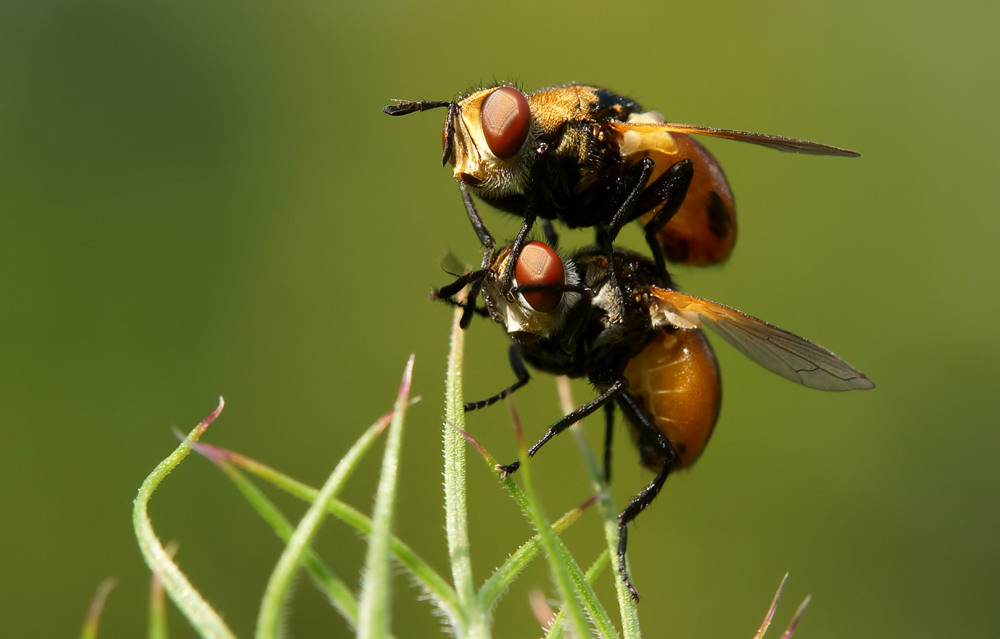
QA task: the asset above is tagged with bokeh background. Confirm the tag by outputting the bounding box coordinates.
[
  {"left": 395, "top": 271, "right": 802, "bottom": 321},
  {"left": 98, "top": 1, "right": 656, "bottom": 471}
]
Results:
[{"left": 3, "top": 0, "right": 997, "bottom": 636}]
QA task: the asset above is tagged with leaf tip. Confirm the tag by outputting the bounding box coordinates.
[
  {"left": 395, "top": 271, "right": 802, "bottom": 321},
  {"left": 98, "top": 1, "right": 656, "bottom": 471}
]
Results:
[
  {"left": 193, "top": 397, "right": 225, "bottom": 438},
  {"left": 82, "top": 577, "right": 117, "bottom": 636}
]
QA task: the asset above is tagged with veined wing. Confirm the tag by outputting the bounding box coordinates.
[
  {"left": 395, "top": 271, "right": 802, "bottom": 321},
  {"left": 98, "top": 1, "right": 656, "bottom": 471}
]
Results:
[
  {"left": 609, "top": 120, "right": 860, "bottom": 157},
  {"left": 648, "top": 287, "right": 874, "bottom": 391}
]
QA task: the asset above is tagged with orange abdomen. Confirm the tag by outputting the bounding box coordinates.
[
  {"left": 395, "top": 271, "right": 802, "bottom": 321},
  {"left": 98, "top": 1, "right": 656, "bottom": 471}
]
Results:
[
  {"left": 635, "top": 133, "right": 736, "bottom": 265},
  {"left": 623, "top": 328, "right": 722, "bottom": 470}
]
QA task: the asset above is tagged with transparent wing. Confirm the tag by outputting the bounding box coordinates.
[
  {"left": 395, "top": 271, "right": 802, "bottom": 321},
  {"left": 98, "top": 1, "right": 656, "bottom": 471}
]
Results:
[
  {"left": 609, "top": 121, "right": 860, "bottom": 157},
  {"left": 648, "top": 287, "right": 874, "bottom": 391}
]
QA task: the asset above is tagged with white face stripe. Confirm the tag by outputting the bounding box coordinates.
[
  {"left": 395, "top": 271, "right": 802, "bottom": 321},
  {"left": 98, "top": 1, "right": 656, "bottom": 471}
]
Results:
[{"left": 482, "top": 245, "right": 583, "bottom": 340}]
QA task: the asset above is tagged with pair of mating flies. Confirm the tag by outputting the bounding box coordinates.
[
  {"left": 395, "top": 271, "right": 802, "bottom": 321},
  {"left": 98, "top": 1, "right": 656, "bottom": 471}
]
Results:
[{"left": 384, "top": 83, "right": 873, "bottom": 599}]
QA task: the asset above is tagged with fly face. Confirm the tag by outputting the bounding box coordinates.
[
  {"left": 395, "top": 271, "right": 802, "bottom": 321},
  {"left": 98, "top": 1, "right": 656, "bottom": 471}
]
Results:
[
  {"left": 479, "top": 241, "right": 584, "bottom": 344},
  {"left": 446, "top": 86, "right": 537, "bottom": 196}
]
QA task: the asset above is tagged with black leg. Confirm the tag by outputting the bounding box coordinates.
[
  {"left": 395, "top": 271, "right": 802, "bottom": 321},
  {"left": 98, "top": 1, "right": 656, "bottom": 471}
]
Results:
[
  {"left": 602, "top": 401, "right": 615, "bottom": 484},
  {"left": 433, "top": 268, "right": 491, "bottom": 328},
  {"left": 595, "top": 158, "right": 656, "bottom": 312},
  {"left": 459, "top": 182, "right": 495, "bottom": 253},
  {"left": 615, "top": 465, "right": 669, "bottom": 601},
  {"left": 499, "top": 144, "right": 550, "bottom": 295},
  {"left": 602, "top": 158, "right": 656, "bottom": 244},
  {"left": 460, "top": 277, "right": 485, "bottom": 329},
  {"left": 510, "top": 282, "right": 591, "bottom": 298},
  {"left": 435, "top": 268, "right": 487, "bottom": 301},
  {"left": 496, "top": 379, "right": 626, "bottom": 476},
  {"left": 433, "top": 290, "right": 491, "bottom": 319},
  {"left": 455, "top": 182, "right": 497, "bottom": 328},
  {"left": 612, "top": 389, "right": 680, "bottom": 601},
  {"left": 498, "top": 210, "right": 537, "bottom": 295},
  {"left": 465, "top": 346, "right": 532, "bottom": 411},
  {"left": 636, "top": 159, "right": 694, "bottom": 272}
]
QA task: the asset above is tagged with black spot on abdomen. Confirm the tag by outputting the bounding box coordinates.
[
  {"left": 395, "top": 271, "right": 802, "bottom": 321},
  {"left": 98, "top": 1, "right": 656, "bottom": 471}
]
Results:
[{"left": 707, "top": 191, "right": 732, "bottom": 238}]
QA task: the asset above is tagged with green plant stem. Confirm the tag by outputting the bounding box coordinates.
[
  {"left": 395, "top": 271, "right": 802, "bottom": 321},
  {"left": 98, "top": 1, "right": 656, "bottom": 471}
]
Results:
[
  {"left": 80, "top": 578, "right": 116, "bottom": 639},
  {"left": 358, "top": 355, "right": 415, "bottom": 639},
  {"left": 132, "top": 398, "right": 237, "bottom": 639},
  {"left": 559, "top": 377, "right": 642, "bottom": 637},
  {"left": 148, "top": 543, "right": 175, "bottom": 639},
  {"left": 513, "top": 407, "right": 593, "bottom": 639},
  {"left": 458, "top": 416, "right": 618, "bottom": 637},
  {"left": 476, "top": 502, "right": 589, "bottom": 607},
  {"left": 256, "top": 403, "right": 398, "bottom": 639},
  {"left": 443, "top": 302, "right": 491, "bottom": 638},
  {"left": 199, "top": 448, "right": 360, "bottom": 628},
  {"left": 547, "top": 551, "right": 611, "bottom": 639},
  {"left": 208, "top": 445, "right": 460, "bottom": 622}
]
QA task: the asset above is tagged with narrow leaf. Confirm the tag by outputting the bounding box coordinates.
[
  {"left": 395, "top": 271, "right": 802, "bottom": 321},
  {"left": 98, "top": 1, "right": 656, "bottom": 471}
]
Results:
[
  {"left": 510, "top": 403, "right": 593, "bottom": 639},
  {"left": 358, "top": 356, "right": 415, "bottom": 638},
  {"left": 442, "top": 300, "right": 491, "bottom": 638},
  {"left": 256, "top": 405, "right": 397, "bottom": 639},
  {"left": 132, "top": 398, "right": 237, "bottom": 639},
  {"left": 200, "top": 443, "right": 460, "bottom": 622},
  {"left": 80, "top": 578, "right": 116, "bottom": 639},
  {"left": 558, "top": 377, "right": 641, "bottom": 638}
]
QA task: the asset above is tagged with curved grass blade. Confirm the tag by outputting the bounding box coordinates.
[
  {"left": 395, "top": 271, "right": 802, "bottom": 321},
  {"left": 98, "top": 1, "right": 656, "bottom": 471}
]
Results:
[
  {"left": 456, "top": 422, "right": 599, "bottom": 612},
  {"left": 754, "top": 573, "right": 788, "bottom": 639},
  {"left": 148, "top": 542, "right": 176, "bottom": 639},
  {"left": 510, "top": 403, "right": 593, "bottom": 639},
  {"left": 80, "top": 578, "right": 116, "bottom": 639},
  {"left": 781, "top": 594, "right": 811, "bottom": 638},
  {"left": 191, "top": 441, "right": 362, "bottom": 630},
  {"left": 476, "top": 496, "right": 595, "bottom": 609},
  {"left": 752, "top": 574, "right": 811, "bottom": 639},
  {"left": 546, "top": 551, "right": 611, "bottom": 639},
  {"left": 201, "top": 445, "right": 460, "bottom": 624},
  {"left": 442, "top": 299, "right": 491, "bottom": 638},
  {"left": 132, "top": 398, "right": 237, "bottom": 639},
  {"left": 558, "top": 377, "right": 641, "bottom": 638},
  {"left": 358, "top": 355, "right": 415, "bottom": 639},
  {"left": 452, "top": 350, "right": 618, "bottom": 635},
  {"left": 256, "top": 395, "right": 403, "bottom": 639}
]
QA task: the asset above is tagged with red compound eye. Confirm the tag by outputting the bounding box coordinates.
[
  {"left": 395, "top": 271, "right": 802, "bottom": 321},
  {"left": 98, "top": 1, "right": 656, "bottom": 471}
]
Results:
[
  {"left": 480, "top": 87, "right": 530, "bottom": 159},
  {"left": 515, "top": 241, "right": 564, "bottom": 312}
]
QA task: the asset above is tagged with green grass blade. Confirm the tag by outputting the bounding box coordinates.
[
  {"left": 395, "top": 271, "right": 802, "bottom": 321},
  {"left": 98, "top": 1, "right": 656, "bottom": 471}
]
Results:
[
  {"left": 357, "top": 355, "right": 415, "bottom": 639},
  {"left": 510, "top": 404, "right": 593, "bottom": 639},
  {"left": 546, "top": 551, "right": 610, "bottom": 639},
  {"left": 442, "top": 303, "right": 491, "bottom": 638},
  {"left": 477, "top": 498, "right": 592, "bottom": 609},
  {"left": 149, "top": 573, "right": 168, "bottom": 639},
  {"left": 192, "top": 442, "right": 361, "bottom": 631},
  {"left": 200, "top": 444, "right": 461, "bottom": 623},
  {"left": 457, "top": 422, "right": 598, "bottom": 609},
  {"left": 132, "top": 398, "right": 237, "bottom": 639},
  {"left": 453, "top": 357, "right": 617, "bottom": 636},
  {"left": 558, "top": 377, "right": 641, "bottom": 638},
  {"left": 148, "top": 543, "right": 175, "bottom": 639},
  {"left": 753, "top": 573, "right": 788, "bottom": 639},
  {"left": 80, "top": 578, "right": 116, "bottom": 639},
  {"left": 255, "top": 402, "right": 399, "bottom": 639}
]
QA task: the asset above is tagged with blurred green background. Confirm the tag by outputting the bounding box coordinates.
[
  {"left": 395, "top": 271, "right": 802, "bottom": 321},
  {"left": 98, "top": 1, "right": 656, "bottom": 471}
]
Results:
[{"left": 2, "top": 0, "right": 997, "bottom": 636}]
